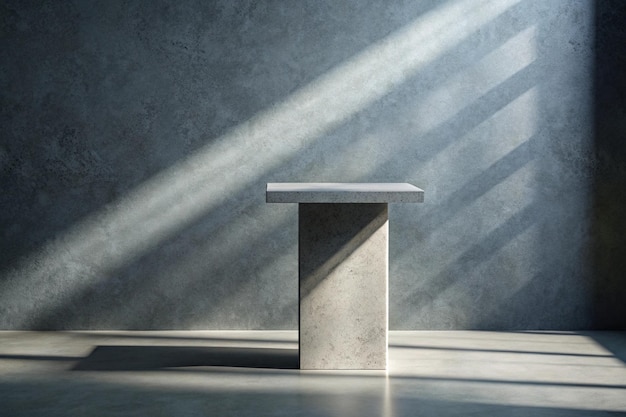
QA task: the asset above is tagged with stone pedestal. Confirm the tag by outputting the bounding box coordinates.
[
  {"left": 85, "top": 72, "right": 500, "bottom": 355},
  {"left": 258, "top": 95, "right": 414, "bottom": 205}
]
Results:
[
  {"left": 267, "top": 183, "right": 423, "bottom": 370},
  {"left": 299, "top": 203, "right": 388, "bottom": 369}
]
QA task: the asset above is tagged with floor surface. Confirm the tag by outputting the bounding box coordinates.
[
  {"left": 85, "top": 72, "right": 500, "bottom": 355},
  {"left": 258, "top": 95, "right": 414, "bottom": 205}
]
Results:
[{"left": 1, "top": 330, "right": 625, "bottom": 416}]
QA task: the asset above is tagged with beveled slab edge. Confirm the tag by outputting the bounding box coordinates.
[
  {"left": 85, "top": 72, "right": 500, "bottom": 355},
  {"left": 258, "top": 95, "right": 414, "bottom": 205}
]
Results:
[{"left": 266, "top": 183, "right": 424, "bottom": 203}]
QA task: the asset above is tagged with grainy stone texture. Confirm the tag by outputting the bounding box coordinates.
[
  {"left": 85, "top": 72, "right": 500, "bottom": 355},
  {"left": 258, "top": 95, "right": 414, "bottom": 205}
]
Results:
[
  {"left": 266, "top": 183, "right": 424, "bottom": 203},
  {"left": 0, "top": 0, "right": 623, "bottom": 330},
  {"left": 299, "top": 203, "right": 388, "bottom": 369}
]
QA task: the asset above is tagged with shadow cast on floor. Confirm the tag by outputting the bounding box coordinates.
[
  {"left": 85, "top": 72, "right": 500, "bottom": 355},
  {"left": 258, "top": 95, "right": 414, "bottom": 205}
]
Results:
[{"left": 73, "top": 346, "right": 299, "bottom": 371}]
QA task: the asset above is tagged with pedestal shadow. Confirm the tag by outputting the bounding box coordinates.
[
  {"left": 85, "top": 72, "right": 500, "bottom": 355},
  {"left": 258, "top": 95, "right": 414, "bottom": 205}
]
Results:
[{"left": 73, "top": 345, "right": 299, "bottom": 371}]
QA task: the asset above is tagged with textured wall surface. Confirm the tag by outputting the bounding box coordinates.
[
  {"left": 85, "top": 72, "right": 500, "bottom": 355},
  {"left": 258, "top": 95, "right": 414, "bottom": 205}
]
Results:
[{"left": 0, "top": 0, "right": 618, "bottom": 329}]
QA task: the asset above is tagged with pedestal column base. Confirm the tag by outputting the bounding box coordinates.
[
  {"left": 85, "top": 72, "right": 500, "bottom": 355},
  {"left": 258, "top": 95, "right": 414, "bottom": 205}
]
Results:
[{"left": 299, "top": 203, "right": 388, "bottom": 370}]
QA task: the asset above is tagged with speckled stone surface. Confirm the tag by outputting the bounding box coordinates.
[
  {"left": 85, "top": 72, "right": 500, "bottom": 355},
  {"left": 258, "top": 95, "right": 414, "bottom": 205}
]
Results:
[
  {"left": 1, "top": 1, "right": 622, "bottom": 331},
  {"left": 267, "top": 183, "right": 424, "bottom": 203},
  {"left": 299, "top": 203, "right": 388, "bottom": 369}
]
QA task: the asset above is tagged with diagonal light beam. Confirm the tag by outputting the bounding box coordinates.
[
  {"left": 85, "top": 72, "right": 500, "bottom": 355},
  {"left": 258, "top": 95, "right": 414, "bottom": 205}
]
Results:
[{"left": 1, "top": 0, "right": 522, "bottom": 327}]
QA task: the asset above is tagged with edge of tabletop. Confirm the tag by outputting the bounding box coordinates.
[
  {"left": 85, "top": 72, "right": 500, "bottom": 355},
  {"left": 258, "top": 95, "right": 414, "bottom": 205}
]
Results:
[{"left": 265, "top": 182, "right": 424, "bottom": 204}]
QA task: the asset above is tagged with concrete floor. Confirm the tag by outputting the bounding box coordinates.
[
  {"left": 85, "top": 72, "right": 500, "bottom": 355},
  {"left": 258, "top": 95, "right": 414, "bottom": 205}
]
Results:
[{"left": 1, "top": 331, "right": 625, "bottom": 416}]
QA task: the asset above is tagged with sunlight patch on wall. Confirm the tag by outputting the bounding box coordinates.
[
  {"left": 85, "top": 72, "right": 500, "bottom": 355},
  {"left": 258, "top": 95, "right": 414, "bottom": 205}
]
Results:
[
  {"left": 428, "top": 85, "right": 539, "bottom": 191},
  {"left": 303, "top": 25, "right": 538, "bottom": 186},
  {"left": 396, "top": 80, "right": 540, "bottom": 312},
  {"left": 415, "top": 25, "right": 537, "bottom": 134},
  {"left": 410, "top": 86, "right": 539, "bottom": 241},
  {"left": 420, "top": 158, "right": 538, "bottom": 280},
  {"left": 95, "top": 202, "right": 294, "bottom": 329}
]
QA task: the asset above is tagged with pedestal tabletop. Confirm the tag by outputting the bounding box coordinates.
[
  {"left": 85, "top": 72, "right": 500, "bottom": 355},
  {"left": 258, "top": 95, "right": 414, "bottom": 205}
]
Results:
[{"left": 266, "top": 182, "right": 424, "bottom": 203}]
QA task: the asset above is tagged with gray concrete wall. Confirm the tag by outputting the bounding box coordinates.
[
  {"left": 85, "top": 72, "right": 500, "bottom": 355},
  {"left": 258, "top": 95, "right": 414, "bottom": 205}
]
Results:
[{"left": 0, "top": 0, "right": 618, "bottom": 329}]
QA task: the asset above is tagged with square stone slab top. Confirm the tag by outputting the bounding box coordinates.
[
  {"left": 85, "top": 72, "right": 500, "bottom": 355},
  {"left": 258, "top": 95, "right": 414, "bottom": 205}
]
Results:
[{"left": 266, "top": 183, "right": 424, "bottom": 204}]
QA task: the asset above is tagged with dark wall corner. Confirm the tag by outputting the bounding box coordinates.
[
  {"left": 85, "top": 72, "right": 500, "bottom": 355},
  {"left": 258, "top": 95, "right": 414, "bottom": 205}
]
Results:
[{"left": 592, "top": 0, "right": 626, "bottom": 329}]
